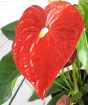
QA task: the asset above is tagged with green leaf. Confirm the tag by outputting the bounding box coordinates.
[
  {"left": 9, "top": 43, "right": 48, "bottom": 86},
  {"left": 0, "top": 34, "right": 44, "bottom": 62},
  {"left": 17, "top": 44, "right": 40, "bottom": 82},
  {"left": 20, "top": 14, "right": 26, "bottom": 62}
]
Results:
[
  {"left": 76, "top": 0, "right": 88, "bottom": 41},
  {"left": 29, "top": 75, "right": 66, "bottom": 101},
  {"left": 28, "top": 91, "right": 39, "bottom": 101},
  {"left": 78, "top": 0, "right": 88, "bottom": 3},
  {"left": 77, "top": 0, "right": 88, "bottom": 28},
  {"left": 1, "top": 21, "right": 18, "bottom": 40},
  {"left": 81, "top": 84, "right": 88, "bottom": 94},
  {"left": 11, "top": 78, "right": 17, "bottom": 91},
  {"left": 77, "top": 31, "right": 88, "bottom": 73},
  {"left": 47, "top": 91, "right": 68, "bottom": 105},
  {"left": 75, "top": 55, "right": 82, "bottom": 68},
  {"left": 78, "top": 99, "right": 84, "bottom": 105},
  {"left": 0, "top": 52, "right": 20, "bottom": 104},
  {"left": 71, "top": 91, "right": 82, "bottom": 103}
]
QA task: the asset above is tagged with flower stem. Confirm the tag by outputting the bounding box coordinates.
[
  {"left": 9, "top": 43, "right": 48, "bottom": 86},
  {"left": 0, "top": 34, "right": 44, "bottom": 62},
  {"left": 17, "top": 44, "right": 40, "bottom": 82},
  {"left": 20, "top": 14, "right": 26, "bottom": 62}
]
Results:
[
  {"left": 66, "top": 67, "right": 73, "bottom": 87},
  {"left": 61, "top": 69, "right": 72, "bottom": 90},
  {"left": 54, "top": 80, "right": 68, "bottom": 90},
  {"left": 8, "top": 78, "right": 25, "bottom": 105},
  {"left": 72, "top": 64, "right": 79, "bottom": 94}
]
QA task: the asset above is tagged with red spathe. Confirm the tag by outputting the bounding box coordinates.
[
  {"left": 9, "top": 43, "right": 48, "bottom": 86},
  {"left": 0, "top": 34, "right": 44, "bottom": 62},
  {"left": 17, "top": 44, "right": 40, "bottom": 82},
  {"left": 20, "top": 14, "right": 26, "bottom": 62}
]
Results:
[{"left": 12, "top": 1, "right": 84, "bottom": 99}]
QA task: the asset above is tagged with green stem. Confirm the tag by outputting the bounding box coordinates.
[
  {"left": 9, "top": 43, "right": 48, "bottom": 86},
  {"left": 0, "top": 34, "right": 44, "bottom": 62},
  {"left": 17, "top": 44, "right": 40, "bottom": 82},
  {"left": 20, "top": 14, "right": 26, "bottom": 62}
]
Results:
[
  {"left": 72, "top": 64, "right": 79, "bottom": 94},
  {"left": 83, "top": 71, "right": 86, "bottom": 84},
  {"left": 54, "top": 80, "right": 68, "bottom": 90},
  {"left": 61, "top": 69, "right": 72, "bottom": 90},
  {"left": 77, "top": 69, "right": 83, "bottom": 86},
  {"left": 70, "top": 103, "right": 74, "bottom": 105},
  {"left": 9, "top": 78, "right": 25, "bottom": 105},
  {"left": 66, "top": 67, "right": 73, "bottom": 87}
]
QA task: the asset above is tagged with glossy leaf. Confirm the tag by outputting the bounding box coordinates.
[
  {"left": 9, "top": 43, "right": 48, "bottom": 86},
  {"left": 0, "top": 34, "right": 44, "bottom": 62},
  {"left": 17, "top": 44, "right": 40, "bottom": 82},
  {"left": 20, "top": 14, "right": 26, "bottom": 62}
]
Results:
[
  {"left": 81, "top": 84, "right": 88, "bottom": 94},
  {"left": 75, "top": 55, "right": 82, "bottom": 68},
  {"left": 77, "top": 31, "right": 88, "bottom": 73},
  {"left": 78, "top": 0, "right": 88, "bottom": 27},
  {"left": 11, "top": 78, "right": 17, "bottom": 91},
  {"left": 78, "top": 99, "right": 84, "bottom": 105},
  {"left": 28, "top": 91, "right": 39, "bottom": 101},
  {"left": 1, "top": 21, "right": 18, "bottom": 40},
  {"left": 71, "top": 91, "right": 82, "bottom": 103},
  {"left": 0, "top": 52, "right": 20, "bottom": 104},
  {"left": 76, "top": 0, "right": 88, "bottom": 41}
]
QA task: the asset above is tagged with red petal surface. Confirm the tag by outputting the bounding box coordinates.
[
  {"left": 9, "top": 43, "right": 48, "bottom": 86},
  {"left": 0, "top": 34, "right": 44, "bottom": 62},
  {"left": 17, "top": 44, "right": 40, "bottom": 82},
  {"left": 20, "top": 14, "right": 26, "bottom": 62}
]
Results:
[
  {"left": 12, "top": 2, "right": 84, "bottom": 99},
  {"left": 45, "top": 1, "right": 70, "bottom": 15}
]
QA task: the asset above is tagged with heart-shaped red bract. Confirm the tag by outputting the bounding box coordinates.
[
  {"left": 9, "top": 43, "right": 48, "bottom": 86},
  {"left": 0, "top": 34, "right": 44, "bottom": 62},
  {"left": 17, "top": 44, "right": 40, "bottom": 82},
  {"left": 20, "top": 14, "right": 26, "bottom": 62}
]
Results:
[{"left": 12, "top": 1, "right": 84, "bottom": 99}]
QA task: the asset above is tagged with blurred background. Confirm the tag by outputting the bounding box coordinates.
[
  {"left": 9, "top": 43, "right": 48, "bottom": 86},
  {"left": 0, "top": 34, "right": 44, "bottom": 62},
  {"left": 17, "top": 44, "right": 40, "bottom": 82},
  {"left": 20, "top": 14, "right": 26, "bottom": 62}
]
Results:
[{"left": 0, "top": 0, "right": 78, "bottom": 105}]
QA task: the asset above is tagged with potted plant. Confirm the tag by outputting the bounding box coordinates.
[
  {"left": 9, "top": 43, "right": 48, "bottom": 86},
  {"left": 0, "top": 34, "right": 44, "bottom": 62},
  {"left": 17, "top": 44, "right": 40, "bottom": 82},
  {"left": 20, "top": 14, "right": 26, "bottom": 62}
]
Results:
[{"left": 0, "top": 0, "right": 88, "bottom": 105}]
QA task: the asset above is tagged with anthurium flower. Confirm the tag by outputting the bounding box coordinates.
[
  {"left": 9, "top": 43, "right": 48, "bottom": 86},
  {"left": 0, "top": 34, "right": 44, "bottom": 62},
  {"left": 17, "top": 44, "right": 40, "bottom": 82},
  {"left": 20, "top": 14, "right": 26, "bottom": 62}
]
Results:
[{"left": 12, "top": 1, "right": 84, "bottom": 99}]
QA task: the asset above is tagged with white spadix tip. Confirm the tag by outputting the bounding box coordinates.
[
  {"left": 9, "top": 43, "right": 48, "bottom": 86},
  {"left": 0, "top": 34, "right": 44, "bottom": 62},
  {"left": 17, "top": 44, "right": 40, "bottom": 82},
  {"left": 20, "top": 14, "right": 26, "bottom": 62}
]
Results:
[{"left": 39, "top": 28, "right": 48, "bottom": 38}]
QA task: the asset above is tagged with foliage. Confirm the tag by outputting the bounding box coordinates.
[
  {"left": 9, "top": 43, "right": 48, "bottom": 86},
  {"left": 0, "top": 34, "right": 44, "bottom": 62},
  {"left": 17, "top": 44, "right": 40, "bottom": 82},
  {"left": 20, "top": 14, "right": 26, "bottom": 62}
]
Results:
[
  {"left": 1, "top": 21, "right": 18, "bottom": 40},
  {"left": 0, "top": 52, "right": 20, "bottom": 104},
  {"left": 76, "top": 0, "right": 88, "bottom": 73}
]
